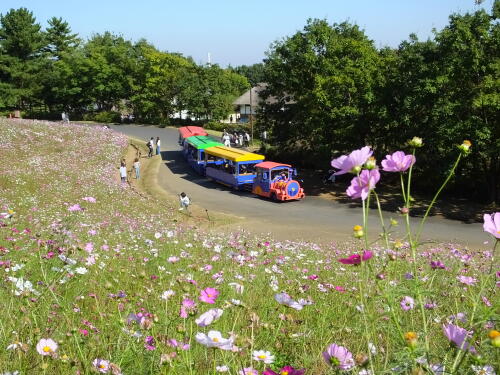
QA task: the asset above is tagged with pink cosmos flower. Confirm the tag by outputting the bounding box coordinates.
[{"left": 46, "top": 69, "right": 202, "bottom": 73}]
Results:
[
  {"left": 338, "top": 250, "right": 373, "bottom": 265},
  {"left": 36, "top": 338, "right": 58, "bottom": 356},
  {"left": 195, "top": 308, "right": 224, "bottom": 327},
  {"left": 346, "top": 169, "right": 380, "bottom": 200},
  {"left": 322, "top": 343, "right": 355, "bottom": 370},
  {"left": 82, "top": 196, "right": 96, "bottom": 203},
  {"left": 457, "top": 275, "right": 477, "bottom": 286},
  {"left": 430, "top": 260, "right": 445, "bottom": 269},
  {"left": 263, "top": 366, "right": 305, "bottom": 375},
  {"left": 179, "top": 298, "right": 196, "bottom": 318},
  {"left": 239, "top": 368, "right": 258, "bottom": 375},
  {"left": 199, "top": 287, "right": 219, "bottom": 304},
  {"left": 92, "top": 359, "right": 110, "bottom": 373},
  {"left": 442, "top": 323, "right": 476, "bottom": 353},
  {"left": 381, "top": 151, "right": 416, "bottom": 172},
  {"left": 68, "top": 204, "right": 82, "bottom": 212},
  {"left": 144, "top": 335, "right": 156, "bottom": 350},
  {"left": 400, "top": 296, "right": 415, "bottom": 311},
  {"left": 331, "top": 146, "right": 373, "bottom": 175},
  {"left": 483, "top": 212, "right": 500, "bottom": 239}
]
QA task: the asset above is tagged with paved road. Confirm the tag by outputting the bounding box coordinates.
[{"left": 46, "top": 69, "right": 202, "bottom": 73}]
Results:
[{"left": 111, "top": 124, "right": 489, "bottom": 247}]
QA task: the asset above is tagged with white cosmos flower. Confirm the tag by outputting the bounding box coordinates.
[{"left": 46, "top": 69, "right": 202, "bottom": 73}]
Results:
[
  {"left": 161, "top": 290, "right": 175, "bottom": 300},
  {"left": 75, "top": 267, "right": 88, "bottom": 275},
  {"left": 195, "top": 309, "right": 223, "bottom": 327},
  {"left": 228, "top": 282, "right": 244, "bottom": 294},
  {"left": 274, "top": 292, "right": 303, "bottom": 310},
  {"left": 252, "top": 350, "right": 275, "bottom": 364},
  {"left": 195, "top": 331, "right": 233, "bottom": 350}
]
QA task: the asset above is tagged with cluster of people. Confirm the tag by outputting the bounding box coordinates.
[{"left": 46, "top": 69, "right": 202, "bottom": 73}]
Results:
[
  {"left": 221, "top": 130, "right": 250, "bottom": 148},
  {"left": 119, "top": 157, "right": 141, "bottom": 184},
  {"left": 147, "top": 137, "right": 161, "bottom": 158}
]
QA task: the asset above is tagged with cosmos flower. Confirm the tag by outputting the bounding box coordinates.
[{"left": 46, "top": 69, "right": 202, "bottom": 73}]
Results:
[
  {"left": 338, "top": 250, "right": 373, "bottom": 265},
  {"left": 252, "top": 350, "right": 275, "bottom": 364},
  {"left": 263, "top": 366, "right": 305, "bottom": 375},
  {"left": 274, "top": 292, "right": 305, "bottom": 310},
  {"left": 199, "top": 287, "right": 220, "bottom": 304},
  {"left": 430, "top": 260, "right": 445, "bottom": 269},
  {"left": 92, "top": 359, "right": 110, "bottom": 373},
  {"left": 442, "top": 323, "right": 476, "bottom": 353},
  {"left": 322, "top": 343, "right": 355, "bottom": 370},
  {"left": 68, "top": 204, "right": 82, "bottom": 212},
  {"left": 239, "top": 368, "right": 258, "bottom": 375},
  {"left": 195, "top": 308, "right": 224, "bottom": 327},
  {"left": 400, "top": 296, "right": 415, "bottom": 311},
  {"left": 331, "top": 146, "right": 373, "bottom": 175},
  {"left": 195, "top": 331, "right": 233, "bottom": 350},
  {"left": 381, "top": 151, "right": 415, "bottom": 172},
  {"left": 457, "top": 276, "right": 477, "bottom": 286},
  {"left": 483, "top": 212, "right": 500, "bottom": 239},
  {"left": 346, "top": 169, "right": 380, "bottom": 200},
  {"left": 36, "top": 338, "right": 58, "bottom": 356}
]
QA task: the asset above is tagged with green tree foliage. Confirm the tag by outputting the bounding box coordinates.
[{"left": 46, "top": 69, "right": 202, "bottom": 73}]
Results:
[
  {"left": 45, "top": 17, "right": 80, "bottom": 59},
  {"left": 229, "top": 63, "right": 265, "bottom": 86},
  {"left": 0, "top": 8, "right": 46, "bottom": 109},
  {"left": 260, "top": 19, "right": 383, "bottom": 161}
]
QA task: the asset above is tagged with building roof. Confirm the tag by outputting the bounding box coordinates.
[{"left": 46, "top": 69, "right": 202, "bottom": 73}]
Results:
[
  {"left": 205, "top": 146, "right": 265, "bottom": 162},
  {"left": 233, "top": 83, "right": 295, "bottom": 106},
  {"left": 178, "top": 126, "right": 208, "bottom": 139},
  {"left": 186, "top": 136, "right": 223, "bottom": 150},
  {"left": 255, "top": 161, "right": 291, "bottom": 170}
]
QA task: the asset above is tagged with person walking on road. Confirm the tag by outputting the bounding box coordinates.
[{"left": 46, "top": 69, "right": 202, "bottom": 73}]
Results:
[{"left": 156, "top": 137, "right": 161, "bottom": 156}]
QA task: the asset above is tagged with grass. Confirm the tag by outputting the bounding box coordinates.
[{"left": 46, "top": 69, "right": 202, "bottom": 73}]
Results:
[{"left": 0, "top": 118, "right": 498, "bottom": 375}]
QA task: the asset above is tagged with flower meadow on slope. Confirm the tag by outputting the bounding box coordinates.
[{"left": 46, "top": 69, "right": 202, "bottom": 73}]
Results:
[{"left": 0, "top": 119, "right": 497, "bottom": 374}]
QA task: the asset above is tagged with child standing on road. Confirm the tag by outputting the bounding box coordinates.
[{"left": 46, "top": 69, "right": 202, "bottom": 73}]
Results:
[
  {"left": 179, "top": 192, "right": 190, "bottom": 211},
  {"left": 133, "top": 158, "right": 140, "bottom": 179}
]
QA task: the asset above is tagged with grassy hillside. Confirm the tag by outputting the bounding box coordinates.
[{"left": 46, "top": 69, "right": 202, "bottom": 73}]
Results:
[{"left": 0, "top": 119, "right": 497, "bottom": 374}]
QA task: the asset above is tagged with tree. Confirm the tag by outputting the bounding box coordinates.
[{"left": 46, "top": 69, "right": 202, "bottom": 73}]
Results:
[
  {"left": 260, "top": 19, "right": 383, "bottom": 163},
  {"left": 45, "top": 17, "right": 79, "bottom": 59},
  {"left": 0, "top": 8, "right": 46, "bottom": 110},
  {"left": 229, "top": 63, "right": 265, "bottom": 86}
]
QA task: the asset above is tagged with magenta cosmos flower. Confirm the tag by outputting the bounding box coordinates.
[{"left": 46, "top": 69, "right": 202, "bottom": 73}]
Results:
[
  {"left": 483, "top": 212, "right": 500, "bottom": 239},
  {"left": 338, "top": 250, "right": 373, "bottom": 265},
  {"left": 381, "top": 151, "right": 416, "bottom": 172},
  {"left": 331, "top": 146, "right": 373, "bottom": 175},
  {"left": 199, "top": 287, "right": 220, "bottom": 304},
  {"left": 322, "top": 343, "right": 355, "bottom": 370},
  {"left": 346, "top": 169, "right": 380, "bottom": 200},
  {"left": 263, "top": 366, "right": 305, "bottom": 375},
  {"left": 442, "top": 323, "right": 476, "bottom": 353}
]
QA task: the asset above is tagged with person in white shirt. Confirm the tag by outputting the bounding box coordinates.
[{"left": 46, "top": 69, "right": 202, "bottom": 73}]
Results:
[
  {"left": 179, "top": 192, "right": 190, "bottom": 211},
  {"left": 119, "top": 162, "right": 127, "bottom": 183},
  {"left": 156, "top": 137, "right": 161, "bottom": 156}
]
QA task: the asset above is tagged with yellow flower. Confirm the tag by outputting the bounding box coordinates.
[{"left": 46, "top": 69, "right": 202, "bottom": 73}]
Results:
[
  {"left": 353, "top": 225, "right": 364, "bottom": 239},
  {"left": 488, "top": 330, "right": 500, "bottom": 339},
  {"left": 458, "top": 140, "right": 472, "bottom": 154}
]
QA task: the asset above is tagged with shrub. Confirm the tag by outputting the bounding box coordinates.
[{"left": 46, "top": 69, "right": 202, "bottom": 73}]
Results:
[{"left": 83, "top": 111, "right": 121, "bottom": 123}]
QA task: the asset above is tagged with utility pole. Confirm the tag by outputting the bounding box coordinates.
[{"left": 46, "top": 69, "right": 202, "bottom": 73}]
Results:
[{"left": 249, "top": 86, "right": 253, "bottom": 145}]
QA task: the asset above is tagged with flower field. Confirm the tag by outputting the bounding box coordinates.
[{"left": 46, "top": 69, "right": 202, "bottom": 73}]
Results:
[{"left": 0, "top": 119, "right": 498, "bottom": 374}]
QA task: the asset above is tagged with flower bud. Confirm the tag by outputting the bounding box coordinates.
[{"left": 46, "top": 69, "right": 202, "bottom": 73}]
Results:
[
  {"left": 355, "top": 353, "right": 369, "bottom": 366},
  {"left": 351, "top": 165, "right": 362, "bottom": 174},
  {"left": 400, "top": 207, "right": 409, "bottom": 215},
  {"left": 353, "top": 225, "right": 364, "bottom": 239},
  {"left": 390, "top": 218, "right": 398, "bottom": 226},
  {"left": 458, "top": 140, "right": 472, "bottom": 155},
  {"left": 404, "top": 332, "right": 418, "bottom": 349},
  {"left": 365, "top": 157, "right": 377, "bottom": 170},
  {"left": 492, "top": 336, "right": 500, "bottom": 348},
  {"left": 376, "top": 273, "right": 385, "bottom": 280},
  {"left": 408, "top": 137, "right": 423, "bottom": 148}
]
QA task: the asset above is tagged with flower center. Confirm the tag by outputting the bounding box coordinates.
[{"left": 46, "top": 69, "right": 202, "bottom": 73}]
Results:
[
  {"left": 281, "top": 371, "right": 289, "bottom": 375},
  {"left": 43, "top": 346, "right": 51, "bottom": 352},
  {"left": 212, "top": 337, "right": 219, "bottom": 342},
  {"left": 258, "top": 355, "right": 266, "bottom": 359},
  {"left": 99, "top": 364, "right": 106, "bottom": 369}
]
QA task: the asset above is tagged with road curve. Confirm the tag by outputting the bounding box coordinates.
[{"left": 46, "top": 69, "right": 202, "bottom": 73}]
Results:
[{"left": 110, "top": 124, "right": 488, "bottom": 247}]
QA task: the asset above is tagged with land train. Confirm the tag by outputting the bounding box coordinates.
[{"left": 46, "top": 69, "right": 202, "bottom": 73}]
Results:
[{"left": 178, "top": 126, "right": 305, "bottom": 201}]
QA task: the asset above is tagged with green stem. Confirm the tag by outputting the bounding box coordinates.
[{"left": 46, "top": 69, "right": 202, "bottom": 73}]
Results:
[
  {"left": 373, "top": 191, "right": 390, "bottom": 249},
  {"left": 488, "top": 239, "right": 498, "bottom": 275},
  {"left": 415, "top": 154, "right": 462, "bottom": 246}
]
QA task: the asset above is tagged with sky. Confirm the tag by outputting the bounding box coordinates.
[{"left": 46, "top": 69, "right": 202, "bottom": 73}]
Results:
[{"left": 1, "top": 0, "right": 494, "bottom": 67}]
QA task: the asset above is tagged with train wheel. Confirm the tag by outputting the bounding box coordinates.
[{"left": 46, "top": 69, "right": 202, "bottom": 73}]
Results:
[{"left": 271, "top": 192, "right": 278, "bottom": 201}]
